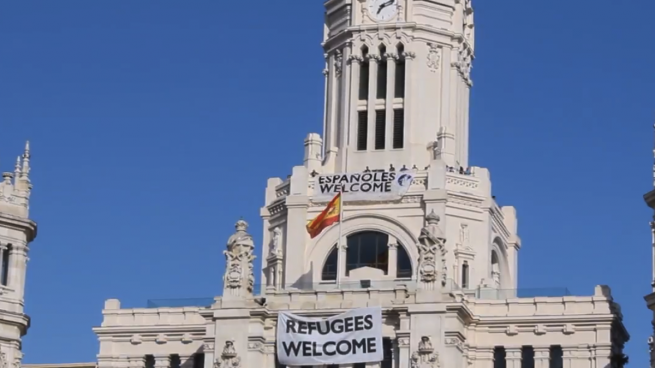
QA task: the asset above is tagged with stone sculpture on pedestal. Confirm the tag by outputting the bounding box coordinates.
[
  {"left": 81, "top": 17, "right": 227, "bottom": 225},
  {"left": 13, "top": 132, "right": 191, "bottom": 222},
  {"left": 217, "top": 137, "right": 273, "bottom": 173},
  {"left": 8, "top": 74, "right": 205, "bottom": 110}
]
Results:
[
  {"left": 417, "top": 211, "right": 447, "bottom": 289},
  {"left": 223, "top": 220, "right": 256, "bottom": 297}
]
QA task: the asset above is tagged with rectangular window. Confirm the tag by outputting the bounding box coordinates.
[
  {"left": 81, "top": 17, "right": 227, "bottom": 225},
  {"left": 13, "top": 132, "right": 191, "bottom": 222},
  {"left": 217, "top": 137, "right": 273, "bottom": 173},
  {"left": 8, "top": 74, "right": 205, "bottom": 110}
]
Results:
[
  {"left": 357, "top": 110, "right": 368, "bottom": 151},
  {"left": 521, "top": 346, "right": 535, "bottom": 368},
  {"left": 169, "top": 355, "right": 181, "bottom": 368},
  {"left": 193, "top": 354, "right": 205, "bottom": 368},
  {"left": 377, "top": 60, "right": 387, "bottom": 99},
  {"left": 145, "top": 355, "right": 155, "bottom": 368},
  {"left": 392, "top": 109, "right": 404, "bottom": 149},
  {"left": 375, "top": 110, "right": 386, "bottom": 150},
  {"left": 359, "top": 62, "right": 370, "bottom": 100},
  {"left": 549, "top": 346, "right": 563, "bottom": 368},
  {"left": 354, "top": 364, "right": 366, "bottom": 368},
  {"left": 1, "top": 246, "right": 10, "bottom": 286},
  {"left": 394, "top": 60, "right": 405, "bottom": 98},
  {"left": 493, "top": 347, "right": 506, "bottom": 368},
  {"left": 381, "top": 337, "right": 393, "bottom": 368}
]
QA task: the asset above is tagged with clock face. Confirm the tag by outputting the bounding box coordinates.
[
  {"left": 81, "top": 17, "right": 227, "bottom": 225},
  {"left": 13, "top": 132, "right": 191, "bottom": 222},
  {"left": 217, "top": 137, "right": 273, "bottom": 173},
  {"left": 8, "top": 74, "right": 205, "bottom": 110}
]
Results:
[{"left": 367, "top": 0, "right": 398, "bottom": 22}]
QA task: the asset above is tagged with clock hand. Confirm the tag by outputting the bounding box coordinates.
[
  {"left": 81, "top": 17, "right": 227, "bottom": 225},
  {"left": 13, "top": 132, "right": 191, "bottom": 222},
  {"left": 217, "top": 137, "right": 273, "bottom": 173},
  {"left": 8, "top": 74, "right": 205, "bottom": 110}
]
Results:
[{"left": 377, "top": 0, "right": 395, "bottom": 14}]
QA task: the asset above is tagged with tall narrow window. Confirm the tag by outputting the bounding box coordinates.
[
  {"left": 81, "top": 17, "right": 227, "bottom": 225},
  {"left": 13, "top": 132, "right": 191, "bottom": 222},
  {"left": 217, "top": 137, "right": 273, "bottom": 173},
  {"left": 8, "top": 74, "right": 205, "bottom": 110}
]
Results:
[
  {"left": 392, "top": 109, "right": 404, "bottom": 149},
  {"left": 461, "top": 261, "right": 469, "bottom": 289},
  {"left": 145, "top": 355, "right": 155, "bottom": 368},
  {"left": 493, "top": 347, "right": 506, "bottom": 368},
  {"left": 170, "top": 355, "right": 181, "bottom": 368},
  {"left": 193, "top": 354, "right": 205, "bottom": 368},
  {"left": 375, "top": 109, "right": 386, "bottom": 150},
  {"left": 521, "top": 346, "right": 535, "bottom": 368},
  {"left": 397, "top": 245, "right": 412, "bottom": 278},
  {"left": 377, "top": 45, "right": 387, "bottom": 99},
  {"left": 357, "top": 110, "right": 368, "bottom": 151},
  {"left": 321, "top": 246, "right": 338, "bottom": 281},
  {"left": 394, "top": 44, "right": 406, "bottom": 98},
  {"left": 381, "top": 337, "right": 393, "bottom": 368},
  {"left": 549, "top": 346, "right": 563, "bottom": 368},
  {"left": 359, "top": 46, "right": 370, "bottom": 100},
  {"left": 1, "top": 245, "right": 10, "bottom": 286}
]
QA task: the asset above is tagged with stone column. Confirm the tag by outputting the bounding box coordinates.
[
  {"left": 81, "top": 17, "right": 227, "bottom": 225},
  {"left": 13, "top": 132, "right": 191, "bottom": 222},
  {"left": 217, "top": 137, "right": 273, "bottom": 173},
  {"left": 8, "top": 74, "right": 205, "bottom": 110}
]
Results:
[
  {"left": 367, "top": 53, "right": 380, "bottom": 150},
  {"left": 178, "top": 355, "right": 193, "bottom": 368},
  {"left": 203, "top": 342, "right": 215, "bottom": 368},
  {"left": 401, "top": 51, "right": 415, "bottom": 158},
  {"left": 8, "top": 244, "right": 27, "bottom": 299},
  {"left": 475, "top": 347, "right": 495, "bottom": 368},
  {"left": 562, "top": 346, "right": 574, "bottom": 368},
  {"left": 397, "top": 337, "right": 410, "bottom": 368},
  {"left": 153, "top": 354, "right": 171, "bottom": 368},
  {"left": 593, "top": 346, "right": 612, "bottom": 368},
  {"left": 533, "top": 347, "right": 550, "bottom": 368},
  {"left": 337, "top": 243, "right": 348, "bottom": 286},
  {"left": 385, "top": 52, "right": 397, "bottom": 149},
  {"left": 504, "top": 347, "right": 522, "bottom": 368},
  {"left": 387, "top": 237, "right": 398, "bottom": 279}
]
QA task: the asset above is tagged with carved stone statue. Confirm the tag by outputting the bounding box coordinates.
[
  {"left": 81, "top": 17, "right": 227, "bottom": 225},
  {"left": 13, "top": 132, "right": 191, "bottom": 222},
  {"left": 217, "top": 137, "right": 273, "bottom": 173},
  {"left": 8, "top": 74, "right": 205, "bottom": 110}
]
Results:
[
  {"left": 0, "top": 349, "right": 7, "bottom": 368},
  {"left": 214, "top": 340, "right": 241, "bottom": 368},
  {"left": 418, "top": 210, "right": 447, "bottom": 288},
  {"left": 270, "top": 227, "right": 282, "bottom": 256},
  {"left": 491, "top": 262, "right": 500, "bottom": 288},
  {"left": 223, "top": 220, "right": 256, "bottom": 296},
  {"left": 411, "top": 336, "right": 440, "bottom": 368},
  {"left": 458, "top": 223, "right": 470, "bottom": 249}
]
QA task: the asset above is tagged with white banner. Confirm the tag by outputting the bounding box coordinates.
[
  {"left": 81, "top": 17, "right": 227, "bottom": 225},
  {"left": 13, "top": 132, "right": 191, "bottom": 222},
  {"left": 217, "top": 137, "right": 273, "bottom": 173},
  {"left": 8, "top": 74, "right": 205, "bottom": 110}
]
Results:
[
  {"left": 276, "top": 307, "right": 383, "bottom": 366},
  {"left": 314, "top": 171, "right": 415, "bottom": 202}
]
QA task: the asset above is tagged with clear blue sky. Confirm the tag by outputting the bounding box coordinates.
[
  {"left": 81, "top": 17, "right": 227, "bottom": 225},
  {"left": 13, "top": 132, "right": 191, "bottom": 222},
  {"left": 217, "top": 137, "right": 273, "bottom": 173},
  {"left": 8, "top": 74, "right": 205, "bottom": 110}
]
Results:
[{"left": 1, "top": 0, "right": 654, "bottom": 365}]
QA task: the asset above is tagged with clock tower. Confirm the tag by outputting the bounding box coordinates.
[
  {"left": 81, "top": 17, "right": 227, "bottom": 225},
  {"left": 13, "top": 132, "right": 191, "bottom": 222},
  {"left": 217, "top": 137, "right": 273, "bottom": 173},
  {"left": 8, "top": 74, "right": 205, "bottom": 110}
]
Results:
[{"left": 321, "top": 0, "right": 474, "bottom": 173}]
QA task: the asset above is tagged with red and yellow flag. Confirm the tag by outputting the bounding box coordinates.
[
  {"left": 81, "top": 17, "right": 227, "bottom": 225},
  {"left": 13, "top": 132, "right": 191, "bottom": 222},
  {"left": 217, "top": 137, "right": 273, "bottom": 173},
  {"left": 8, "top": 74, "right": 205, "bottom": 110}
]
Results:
[{"left": 306, "top": 193, "right": 341, "bottom": 239}]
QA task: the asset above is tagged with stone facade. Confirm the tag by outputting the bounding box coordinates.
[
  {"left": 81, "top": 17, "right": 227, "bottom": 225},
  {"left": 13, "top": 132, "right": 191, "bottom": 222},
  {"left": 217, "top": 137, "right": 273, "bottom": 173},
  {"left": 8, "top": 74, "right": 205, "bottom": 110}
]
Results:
[
  {"left": 94, "top": 1, "right": 629, "bottom": 368},
  {"left": 0, "top": 142, "right": 37, "bottom": 368}
]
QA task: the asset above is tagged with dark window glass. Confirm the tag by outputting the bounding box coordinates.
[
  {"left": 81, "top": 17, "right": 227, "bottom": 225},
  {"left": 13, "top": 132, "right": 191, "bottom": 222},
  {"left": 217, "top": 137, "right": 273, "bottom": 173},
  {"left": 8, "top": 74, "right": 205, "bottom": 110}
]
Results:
[
  {"left": 359, "top": 47, "right": 370, "bottom": 100},
  {"left": 322, "top": 246, "right": 338, "bottom": 281},
  {"left": 354, "top": 364, "right": 366, "bottom": 368},
  {"left": 462, "top": 262, "right": 469, "bottom": 289},
  {"left": 394, "top": 44, "right": 405, "bottom": 99},
  {"left": 549, "top": 346, "right": 563, "bottom": 368},
  {"left": 193, "top": 354, "right": 205, "bottom": 368},
  {"left": 397, "top": 245, "right": 412, "bottom": 278},
  {"left": 381, "top": 337, "right": 393, "bottom": 368},
  {"left": 357, "top": 110, "right": 368, "bottom": 151},
  {"left": 375, "top": 110, "right": 386, "bottom": 150},
  {"left": 170, "top": 355, "right": 181, "bottom": 368},
  {"left": 392, "top": 109, "right": 404, "bottom": 149},
  {"left": 521, "top": 346, "right": 535, "bottom": 368},
  {"left": 1, "top": 245, "right": 10, "bottom": 286},
  {"left": 377, "top": 47, "right": 387, "bottom": 99},
  {"left": 145, "top": 355, "right": 155, "bottom": 368},
  {"left": 346, "top": 231, "right": 389, "bottom": 275},
  {"left": 493, "top": 347, "right": 506, "bottom": 368}
]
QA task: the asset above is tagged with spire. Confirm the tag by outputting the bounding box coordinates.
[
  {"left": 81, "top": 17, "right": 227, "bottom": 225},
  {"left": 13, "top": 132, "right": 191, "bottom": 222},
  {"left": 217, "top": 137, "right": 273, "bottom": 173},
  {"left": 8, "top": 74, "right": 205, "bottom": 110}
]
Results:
[
  {"left": 13, "top": 156, "right": 21, "bottom": 186},
  {"left": 20, "top": 141, "right": 30, "bottom": 181}
]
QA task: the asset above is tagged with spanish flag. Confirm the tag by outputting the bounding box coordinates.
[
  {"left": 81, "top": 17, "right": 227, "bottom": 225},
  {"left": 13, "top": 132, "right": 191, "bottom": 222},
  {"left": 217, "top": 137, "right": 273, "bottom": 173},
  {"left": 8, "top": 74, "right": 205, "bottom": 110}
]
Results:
[{"left": 306, "top": 193, "right": 341, "bottom": 239}]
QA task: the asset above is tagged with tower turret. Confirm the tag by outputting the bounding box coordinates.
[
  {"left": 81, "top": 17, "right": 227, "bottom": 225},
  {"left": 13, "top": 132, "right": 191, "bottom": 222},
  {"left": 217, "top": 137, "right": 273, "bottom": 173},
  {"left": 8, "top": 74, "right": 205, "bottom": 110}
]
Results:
[{"left": 0, "top": 141, "right": 37, "bottom": 368}]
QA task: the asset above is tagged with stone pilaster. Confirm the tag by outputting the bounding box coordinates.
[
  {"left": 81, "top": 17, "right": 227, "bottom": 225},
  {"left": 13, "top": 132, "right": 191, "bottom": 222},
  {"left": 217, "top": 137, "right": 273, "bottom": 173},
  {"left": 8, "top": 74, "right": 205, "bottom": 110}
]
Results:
[
  {"left": 128, "top": 356, "right": 146, "bottom": 368},
  {"left": 153, "top": 354, "right": 171, "bottom": 368},
  {"left": 387, "top": 237, "right": 398, "bottom": 278},
  {"left": 533, "top": 347, "right": 550, "bottom": 368},
  {"left": 504, "top": 347, "right": 522, "bottom": 368}
]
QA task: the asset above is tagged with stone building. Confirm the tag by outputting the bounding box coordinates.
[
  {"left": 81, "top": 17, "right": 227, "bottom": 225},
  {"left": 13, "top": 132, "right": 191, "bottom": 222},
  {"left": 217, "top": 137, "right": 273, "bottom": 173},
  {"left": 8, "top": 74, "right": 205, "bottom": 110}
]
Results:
[
  {"left": 0, "top": 142, "right": 37, "bottom": 368},
  {"left": 93, "top": 1, "right": 629, "bottom": 368}
]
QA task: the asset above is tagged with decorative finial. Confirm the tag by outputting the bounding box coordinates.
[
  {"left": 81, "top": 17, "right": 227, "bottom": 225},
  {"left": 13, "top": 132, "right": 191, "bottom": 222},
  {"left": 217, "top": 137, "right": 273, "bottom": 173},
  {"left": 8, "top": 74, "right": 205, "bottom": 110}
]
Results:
[
  {"left": 235, "top": 219, "right": 248, "bottom": 231},
  {"left": 21, "top": 141, "right": 31, "bottom": 180},
  {"left": 426, "top": 210, "right": 440, "bottom": 224}
]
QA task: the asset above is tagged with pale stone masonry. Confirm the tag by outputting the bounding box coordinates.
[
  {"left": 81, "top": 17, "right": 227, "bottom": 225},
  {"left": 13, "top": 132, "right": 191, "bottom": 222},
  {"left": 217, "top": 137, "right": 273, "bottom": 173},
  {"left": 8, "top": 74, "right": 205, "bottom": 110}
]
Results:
[
  {"left": 0, "top": 142, "right": 37, "bottom": 368},
  {"left": 92, "top": 1, "right": 629, "bottom": 368}
]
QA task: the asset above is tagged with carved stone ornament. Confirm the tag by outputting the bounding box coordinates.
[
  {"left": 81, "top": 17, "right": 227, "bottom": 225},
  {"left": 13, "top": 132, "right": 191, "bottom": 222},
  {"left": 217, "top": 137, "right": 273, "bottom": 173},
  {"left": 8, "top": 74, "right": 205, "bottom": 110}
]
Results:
[
  {"left": 223, "top": 220, "right": 256, "bottom": 296},
  {"left": 0, "top": 349, "right": 7, "bottom": 368},
  {"left": 334, "top": 50, "right": 343, "bottom": 77},
  {"left": 427, "top": 43, "right": 440, "bottom": 71},
  {"left": 458, "top": 223, "right": 470, "bottom": 249},
  {"left": 269, "top": 227, "right": 282, "bottom": 257},
  {"left": 214, "top": 340, "right": 241, "bottom": 368},
  {"left": 411, "top": 336, "right": 440, "bottom": 368},
  {"left": 417, "top": 210, "right": 447, "bottom": 288}
]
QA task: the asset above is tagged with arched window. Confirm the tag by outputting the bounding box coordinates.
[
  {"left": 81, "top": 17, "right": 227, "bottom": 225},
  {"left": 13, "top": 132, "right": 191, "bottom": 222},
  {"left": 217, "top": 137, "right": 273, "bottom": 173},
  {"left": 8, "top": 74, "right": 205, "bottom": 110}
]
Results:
[
  {"left": 397, "top": 245, "right": 412, "bottom": 278},
  {"left": 491, "top": 250, "right": 501, "bottom": 287},
  {"left": 461, "top": 261, "right": 469, "bottom": 289},
  {"left": 321, "top": 246, "right": 338, "bottom": 281},
  {"left": 320, "top": 231, "right": 413, "bottom": 280},
  {"left": 1, "top": 244, "right": 11, "bottom": 286}
]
